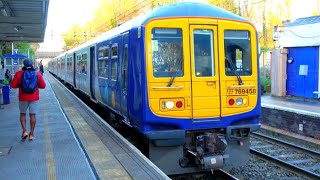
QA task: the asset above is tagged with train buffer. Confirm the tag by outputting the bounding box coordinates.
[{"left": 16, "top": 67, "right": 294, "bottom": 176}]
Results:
[{"left": 0, "top": 74, "right": 169, "bottom": 180}]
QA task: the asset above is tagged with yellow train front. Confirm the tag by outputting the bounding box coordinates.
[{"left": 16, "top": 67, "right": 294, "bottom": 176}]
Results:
[{"left": 140, "top": 2, "right": 260, "bottom": 174}]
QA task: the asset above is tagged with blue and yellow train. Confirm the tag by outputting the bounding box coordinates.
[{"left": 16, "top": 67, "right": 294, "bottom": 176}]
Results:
[{"left": 48, "top": 2, "right": 261, "bottom": 175}]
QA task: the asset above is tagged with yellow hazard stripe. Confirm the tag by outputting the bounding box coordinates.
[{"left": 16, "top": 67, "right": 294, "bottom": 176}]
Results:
[{"left": 43, "top": 106, "right": 56, "bottom": 180}]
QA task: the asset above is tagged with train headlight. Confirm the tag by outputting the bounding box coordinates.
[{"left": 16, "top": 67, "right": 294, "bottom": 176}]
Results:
[
  {"left": 236, "top": 98, "right": 243, "bottom": 106},
  {"left": 166, "top": 101, "right": 174, "bottom": 109}
]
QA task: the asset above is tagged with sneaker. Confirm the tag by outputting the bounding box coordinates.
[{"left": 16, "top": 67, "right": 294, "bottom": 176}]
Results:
[
  {"left": 21, "top": 131, "right": 28, "bottom": 140},
  {"left": 29, "top": 133, "right": 34, "bottom": 141}
]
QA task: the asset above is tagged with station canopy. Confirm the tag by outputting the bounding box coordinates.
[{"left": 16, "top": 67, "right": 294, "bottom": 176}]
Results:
[{"left": 0, "top": 0, "right": 49, "bottom": 42}]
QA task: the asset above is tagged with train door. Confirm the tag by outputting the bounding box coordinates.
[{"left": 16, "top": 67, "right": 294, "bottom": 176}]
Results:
[
  {"left": 109, "top": 43, "right": 118, "bottom": 109},
  {"left": 120, "top": 33, "right": 129, "bottom": 119},
  {"left": 73, "top": 53, "right": 77, "bottom": 89},
  {"left": 189, "top": 25, "right": 220, "bottom": 119},
  {"left": 90, "top": 46, "right": 96, "bottom": 100}
]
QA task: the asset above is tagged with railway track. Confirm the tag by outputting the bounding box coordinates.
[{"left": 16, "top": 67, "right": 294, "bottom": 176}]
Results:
[
  {"left": 250, "top": 132, "right": 320, "bottom": 179},
  {"left": 170, "top": 169, "right": 238, "bottom": 180}
]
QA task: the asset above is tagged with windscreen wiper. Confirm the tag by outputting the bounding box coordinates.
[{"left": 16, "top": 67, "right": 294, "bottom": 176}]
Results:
[
  {"left": 225, "top": 58, "right": 244, "bottom": 85},
  {"left": 167, "top": 68, "right": 175, "bottom": 87}
]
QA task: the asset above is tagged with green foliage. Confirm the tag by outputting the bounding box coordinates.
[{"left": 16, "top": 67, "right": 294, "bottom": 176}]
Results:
[
  {"left": 1, "top": 42, "right": 34, "bottom": 58},
  {"left": 260, "top": 65, "right": 271, "bottom": 92}
]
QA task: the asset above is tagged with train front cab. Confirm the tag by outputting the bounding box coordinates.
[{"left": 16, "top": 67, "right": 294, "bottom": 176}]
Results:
[{"left": 145, "top": 18, "right": 261, "bottom": 174}]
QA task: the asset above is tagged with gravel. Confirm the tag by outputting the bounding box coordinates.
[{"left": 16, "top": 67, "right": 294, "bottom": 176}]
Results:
[{"left": 228, "top": 155, "right": 308, "bottom": 180}]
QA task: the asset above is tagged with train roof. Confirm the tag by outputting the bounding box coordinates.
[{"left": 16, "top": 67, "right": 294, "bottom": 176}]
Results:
[
  {"left": 135, "top": 2, "right": 249, "bottom": 25},
  {"left": 56, "top": 2, "right": 249, "bottom": 57}
]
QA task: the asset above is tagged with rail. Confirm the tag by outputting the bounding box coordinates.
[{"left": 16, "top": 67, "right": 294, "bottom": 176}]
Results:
[{"left": 250, "top": 132, "right": 320, "bottom": 179}]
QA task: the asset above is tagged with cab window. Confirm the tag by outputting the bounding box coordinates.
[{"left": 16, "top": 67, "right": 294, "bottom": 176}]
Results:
[
  {"left": 224, "top": 30, "right": 252, "bottom": 76},
  {"left": 193, "top": 29, "right": 214, "bottom": 77},
  {"left": 151, "top": 28, "right": 183, "bottom": 78}
]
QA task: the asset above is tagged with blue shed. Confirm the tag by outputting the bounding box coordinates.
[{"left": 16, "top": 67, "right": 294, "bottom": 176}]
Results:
[
  {"left": 1, "top": 54, "right": 27, "bottom": 80},
  {"left": 278, "top": 16, "right": 320, "bottom": 99}
]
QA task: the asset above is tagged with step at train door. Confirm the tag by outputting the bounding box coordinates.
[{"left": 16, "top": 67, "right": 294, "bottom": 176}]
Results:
[{"left": 189, "top": 25, "right": 221, "bottom": 120}]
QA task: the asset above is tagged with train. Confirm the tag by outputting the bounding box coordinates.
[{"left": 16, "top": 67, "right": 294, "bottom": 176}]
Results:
[{"left": 48, "top": 2, "right": 261, "bottom": 175}]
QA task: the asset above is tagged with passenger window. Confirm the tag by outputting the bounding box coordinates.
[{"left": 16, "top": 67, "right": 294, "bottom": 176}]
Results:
[
  {"left": 77, "top": 55, "right": 81, "bottom": 73},
  {"left": 122, "top": 45, "right": 128, "bottom": 89},
  {"left": 81, "top": 53, "right": 87, "bottom": 74},
  {"left": 193, "top": 29, "right": 214, "bottom": 77},
  {"left": 111, "top": 44, "right": 118, "bottom": 58},
  {"left": 151, "top": 28, "right": 183, "bottom": 78},
  {"left": 224, "top": 30, "right": 252, "bottom": 76},
  {"left": 67, "top": 57, "right": 73, "bottom": 72},
  {"left": 61, "top": 58, "right": 65, "bottom": 70},
  {"left": 111, "top": 61, "right": 117, "bottom": 80},
  {"left": 98, "top": 59, "right": 108, "bottom": 78},
  {"left": 58, "top": 60, "right": 61, "bottom": 69},
  {"left": 98, "top": 46, "right": 109, "bottom": 59}
]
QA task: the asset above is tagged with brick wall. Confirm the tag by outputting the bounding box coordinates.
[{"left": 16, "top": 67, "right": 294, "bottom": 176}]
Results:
[{"left": 260, "top": 107, "right": 320, "bottom": 139}]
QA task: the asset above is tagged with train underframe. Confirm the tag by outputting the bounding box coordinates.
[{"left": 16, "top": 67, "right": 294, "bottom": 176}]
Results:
[{"left": 147, "top": 124, "right": 260, "bottom": 175}]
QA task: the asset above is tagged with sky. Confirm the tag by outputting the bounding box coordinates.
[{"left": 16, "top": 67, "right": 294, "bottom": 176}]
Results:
[
  {"left": 38, "top": 0, "right": 102, "bottom": 52},
  {"left": 38, "top": 0, "right": 320, "bottom": 52}
]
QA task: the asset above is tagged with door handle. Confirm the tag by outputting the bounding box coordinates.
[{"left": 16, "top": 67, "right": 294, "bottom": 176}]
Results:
[{"left": 206, "top": 81, "right": 216, "bottom": 88}]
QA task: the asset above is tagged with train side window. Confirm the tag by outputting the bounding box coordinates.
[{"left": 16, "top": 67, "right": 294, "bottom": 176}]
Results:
[
  {"left": 98, "top": 59, "right": 108, "bottom": 78},
  {"left": 67, "top": 57, "right": 73, "bottom": 72},
  {"left": 98, "top": 46, "right": 109, "bottom": 59},
  {"left": 151, "top": 28, "right": 183, "bottom": 78},
  {"left": 111, "top": 44, "right": 118, "bottom": 58},
  {"left": 193, "top": 29, "right": 214, "bottom": 77},
  {"left": 122, "top": 44, "right": 128, "bottom": 89},
  {"left": 77, "top": 55, "right": 82, "bottom": 73},
  {"left": 224, "top": 30, "right": 252, "bottom": 76},
  {"left": 111, "top": 61, "right": 117, "bottom": 81},
  {"left": 81, "top": 53, "right": 87, "bottom": 74},
  {"left": 58, "top": 59, "right": 61, "bottom": 69},
  {"left": 61, "top": 58, "right": 65, "bottom": 70}
]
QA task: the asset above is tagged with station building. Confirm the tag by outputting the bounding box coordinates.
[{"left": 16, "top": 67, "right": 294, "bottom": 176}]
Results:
[{"left": 273, "top": 16, "right": 320, "bottom": 99}]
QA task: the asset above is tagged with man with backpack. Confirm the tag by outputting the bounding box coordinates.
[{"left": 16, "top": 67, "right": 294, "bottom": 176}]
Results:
[{"left": 10, "top": 59, "right": 46, "bottom": 141}]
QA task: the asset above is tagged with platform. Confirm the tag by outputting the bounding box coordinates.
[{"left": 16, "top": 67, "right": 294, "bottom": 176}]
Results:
[
  {"left": 0, "top": 73, "right": 169, "bottom": 180},
  {"left": 262, "top": 95, "right": 320, "bottom": 117},
  {"left": 261, "top": 95, "right": 320, "bottom": 141}
]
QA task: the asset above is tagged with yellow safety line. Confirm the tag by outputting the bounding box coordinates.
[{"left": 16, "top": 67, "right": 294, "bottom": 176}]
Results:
[{"left": 43, "top": 106, "right": 57, "bottom": 180}]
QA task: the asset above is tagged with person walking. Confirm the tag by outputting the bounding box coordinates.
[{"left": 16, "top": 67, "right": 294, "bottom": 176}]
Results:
[
  {"left": 10, "top": 59, "right": 46, "bottom": 140},
  {"left": 39, "top": 60, "right": 44, "bottom": 75}
]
